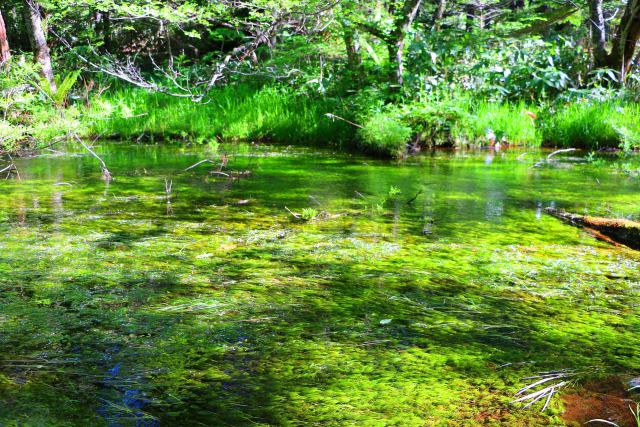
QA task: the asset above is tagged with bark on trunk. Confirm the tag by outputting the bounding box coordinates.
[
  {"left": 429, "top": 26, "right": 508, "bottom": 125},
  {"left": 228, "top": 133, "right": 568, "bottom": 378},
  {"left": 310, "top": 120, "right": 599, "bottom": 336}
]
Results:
[
  {"left": 0, "top": 8, "right": 10, "bottom": 65},
  {"left": 609, "top": 0, "right": 640, "bottom": 77},
  {"left": 23, "top": 0, "right": 55, "bottom": 90},
  {"left": 465, "top": 3, "right": 475, "bottom": 32},
  {"left": 588, "top": 0, "right": 609, "bottom": 67},
  {"left": 389, "top": 0, "right": 423, "bottom": 87},
  {"left": 546, "top": 208, "right": 640, "bottom": 250},
  {"left": 342, "top": 26, "right": 362, "bottom": 71},
  {"left": 95, "top": 10, "right": 111, "bottom": 52},
  {"left": 511, "top": 0, "right": 525, "bottom": 11},
  {"left": 433, "top": 0, "right": 446, "bottom": 31},
  {"left": 589, "top": 0, "right": 640, "bottom": 77}
]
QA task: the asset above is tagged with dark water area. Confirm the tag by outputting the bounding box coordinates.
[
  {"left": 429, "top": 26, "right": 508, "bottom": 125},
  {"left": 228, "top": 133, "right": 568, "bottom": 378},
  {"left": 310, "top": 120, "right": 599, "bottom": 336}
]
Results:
[{"left": 0, "top": 143, "right": 639, "bottom": 426}]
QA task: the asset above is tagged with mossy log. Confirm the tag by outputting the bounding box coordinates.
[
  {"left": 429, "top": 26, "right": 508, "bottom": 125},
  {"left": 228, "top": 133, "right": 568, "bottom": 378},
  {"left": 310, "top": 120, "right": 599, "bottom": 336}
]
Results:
[{"left": 545, "top": 208, "right": 640, "bottom": 250}]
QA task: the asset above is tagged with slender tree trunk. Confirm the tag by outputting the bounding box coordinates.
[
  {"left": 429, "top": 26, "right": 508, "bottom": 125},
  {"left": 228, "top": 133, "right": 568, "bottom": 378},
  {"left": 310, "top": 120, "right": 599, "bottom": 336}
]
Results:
[
  {"left": 389, "top": 0, "right": 423, "bottom": 87},
  {"left": 95, "top": 10, "right": 111, "bottom": 52},
  {"left": 588, "top": 0, "right": 609, "bottom": 67},
  {"left": 23, "top": 0, "right": 55, "bottom": 90},
  {"left": 465, "top": 3, "right": 475, "bottom": 32},
  {"left": 0, "top": 9, "right": 10, "bottom": 65},
  {"left": 433, "top": 0, "right": 446, "bottom": 31},
  {"left": 342, "top": 26, "right": 362, "bottom": 71},
  {"left": 391, "top": 37, "right": 406, "bottom": 86}
]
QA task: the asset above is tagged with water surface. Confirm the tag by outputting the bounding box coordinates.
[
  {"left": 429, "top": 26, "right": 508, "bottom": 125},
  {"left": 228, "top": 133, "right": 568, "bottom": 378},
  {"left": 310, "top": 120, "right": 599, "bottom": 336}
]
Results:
[{"left": 1, "top": 144, "right": 639, "bottom": 426}]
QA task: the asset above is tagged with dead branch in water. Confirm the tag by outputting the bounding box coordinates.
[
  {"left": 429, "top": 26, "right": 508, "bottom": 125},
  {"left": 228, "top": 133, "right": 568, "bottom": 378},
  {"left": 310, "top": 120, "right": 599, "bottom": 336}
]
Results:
[
  {"left": 546, "top": 148, "right": 576, "bottom": 160},
  {"left": 1, "top": 155, "right": 20, "bottom": 180},
  {"left": 512, "top": 370, "right": 575, "bottom": 412},
  {"left": 184, "top": 158, "right": 215, "bottom": 172},
  {"left": 74, "top": 135, "right": 112, "bottom": 181},
  {"left": 285, "top": 206, "right": 302, "bottom": 220},
  {"left": 545, "top": 208, "right": 640, "bottom": 250}
]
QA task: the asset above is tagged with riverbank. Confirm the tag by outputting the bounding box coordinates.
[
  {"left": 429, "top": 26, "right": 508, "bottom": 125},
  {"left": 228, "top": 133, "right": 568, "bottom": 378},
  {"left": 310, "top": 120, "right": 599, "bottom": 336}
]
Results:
[{"left": 2, "top": 82, "right": 640, "bottom": 158}]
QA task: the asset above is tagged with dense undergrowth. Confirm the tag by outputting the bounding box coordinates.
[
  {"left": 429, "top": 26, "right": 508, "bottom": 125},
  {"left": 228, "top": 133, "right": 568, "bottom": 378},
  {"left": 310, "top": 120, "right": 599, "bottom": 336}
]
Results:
[{"left": 2, "top": 30, "right": 640, "bottom": 157}]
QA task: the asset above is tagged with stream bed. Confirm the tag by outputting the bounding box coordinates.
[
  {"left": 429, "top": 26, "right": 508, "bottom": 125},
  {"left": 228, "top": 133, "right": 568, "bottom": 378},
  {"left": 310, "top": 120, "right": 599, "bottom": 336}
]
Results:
[{"left": 0, "top": 143, "right": 639, "bottom": 426}]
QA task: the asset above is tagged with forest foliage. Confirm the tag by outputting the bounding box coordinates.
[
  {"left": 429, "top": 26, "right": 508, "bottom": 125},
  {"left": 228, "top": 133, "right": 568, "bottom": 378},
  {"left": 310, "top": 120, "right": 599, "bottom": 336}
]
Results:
[{"left": 1, "top": 0, "right": 640, "bottom": 156}]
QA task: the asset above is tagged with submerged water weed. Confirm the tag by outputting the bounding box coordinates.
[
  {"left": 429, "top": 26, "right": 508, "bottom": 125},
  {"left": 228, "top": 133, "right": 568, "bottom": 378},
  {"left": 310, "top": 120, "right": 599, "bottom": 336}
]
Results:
[
  {"left": 300, "top": 207, "right": 319, "bottom": 221},
  {"left": 0, "top": 144, "right": 639, "bottom": 426}
]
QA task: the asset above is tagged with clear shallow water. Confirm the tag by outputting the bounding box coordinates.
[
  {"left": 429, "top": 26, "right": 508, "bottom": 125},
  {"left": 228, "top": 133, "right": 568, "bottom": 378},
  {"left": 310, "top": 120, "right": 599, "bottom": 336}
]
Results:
[{"left": 0, "top": 143, "right": 639, "bottom": 426}]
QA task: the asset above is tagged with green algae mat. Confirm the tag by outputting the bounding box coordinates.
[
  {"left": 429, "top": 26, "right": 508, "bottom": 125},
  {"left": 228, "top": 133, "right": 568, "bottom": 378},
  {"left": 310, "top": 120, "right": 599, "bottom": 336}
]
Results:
[{"left": 0, "top": 144, "right": 639, "bottom": 426}]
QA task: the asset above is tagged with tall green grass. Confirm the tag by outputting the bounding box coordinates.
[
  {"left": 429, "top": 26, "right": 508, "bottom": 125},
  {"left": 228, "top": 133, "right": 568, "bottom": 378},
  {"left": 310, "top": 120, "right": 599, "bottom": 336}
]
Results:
[
  {"left": 466, "top": 101, "right": 540, "bottom": 146},
  {"left": 539, "top": 101, "right": 640, "bottom": 150},
  {"left": 87, "top": 84, "right": 354, "bottom": 145}
]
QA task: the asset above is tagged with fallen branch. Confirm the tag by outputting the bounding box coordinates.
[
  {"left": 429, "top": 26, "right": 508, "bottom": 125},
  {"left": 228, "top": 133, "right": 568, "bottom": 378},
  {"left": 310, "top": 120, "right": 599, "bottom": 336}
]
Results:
[
  {"left": 74, "top": 135, "right": 112, "bottom": 181},
  {"left": 184, "top": 158, "right": 215, "bottom": 171},
  {"left": 285, "top": 206, "right": 302, "bottom": 220},
  {"left": 325, "top": 113, "right": 363, "bottom": 129},
  {"left": 546, "top": 148, "right": 576, "bottom": 160},
  {"left": 545, "top": 208, "right": 640, "bottom": 250}
]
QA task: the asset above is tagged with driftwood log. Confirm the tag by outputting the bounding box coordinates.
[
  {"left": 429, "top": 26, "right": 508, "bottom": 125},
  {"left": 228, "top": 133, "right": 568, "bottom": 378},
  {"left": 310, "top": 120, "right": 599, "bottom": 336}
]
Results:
[{"left": 545, "top": 208, "right": 640, "bottom": 250}]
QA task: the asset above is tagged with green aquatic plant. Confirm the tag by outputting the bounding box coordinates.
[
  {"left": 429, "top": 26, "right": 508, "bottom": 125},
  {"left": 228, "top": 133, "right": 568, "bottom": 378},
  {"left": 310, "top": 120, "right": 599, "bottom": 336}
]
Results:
[
  {"left": 300, "top": 207, "right": 319, "bottom": 221},
  {"left": 388, "top": 185, "right": 401, "bottom": 198}
]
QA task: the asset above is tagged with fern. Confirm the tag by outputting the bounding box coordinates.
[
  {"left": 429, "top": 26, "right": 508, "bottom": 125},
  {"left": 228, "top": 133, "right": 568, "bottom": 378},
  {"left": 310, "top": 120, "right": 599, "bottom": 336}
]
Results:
[{"left": 39, "top": 70, "right": 82, "bottom": 108}]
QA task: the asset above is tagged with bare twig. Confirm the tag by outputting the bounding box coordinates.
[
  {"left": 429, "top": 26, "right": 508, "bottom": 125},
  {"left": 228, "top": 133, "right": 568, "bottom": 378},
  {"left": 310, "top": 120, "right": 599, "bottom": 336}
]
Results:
[
  {"left": 325, "top": 113, "right": 363, "bottom": 129},
  {"left": 184, "top": 158, "right": 215, "bottom": 171},
  {"left": 74, "top": 135, "right": 112, "bottom": 181},
  {"left": 285, "top": 206, "right": 302, "bottom": 220},
  {"left": 547, "top": 148, "right": 577, "bottom": 160}
]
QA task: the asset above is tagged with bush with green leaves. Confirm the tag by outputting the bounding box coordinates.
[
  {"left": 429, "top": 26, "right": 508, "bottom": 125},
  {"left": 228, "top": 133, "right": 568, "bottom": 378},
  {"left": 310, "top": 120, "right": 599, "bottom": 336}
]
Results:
[
  {"left": 406, "top": 33, "right": 588, "bottom": 101},
  {"left": 395, "top": 101, "right": 470, "bottom": 146},
  {"left": 358, "top": 112, "right": 412, "bottom": 157}
]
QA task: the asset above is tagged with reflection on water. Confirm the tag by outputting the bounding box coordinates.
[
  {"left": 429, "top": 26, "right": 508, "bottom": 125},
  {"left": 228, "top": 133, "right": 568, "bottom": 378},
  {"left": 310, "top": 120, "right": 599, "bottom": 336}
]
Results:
[{"left": 0, "top": 144, "right": 639, "bottom": 426}]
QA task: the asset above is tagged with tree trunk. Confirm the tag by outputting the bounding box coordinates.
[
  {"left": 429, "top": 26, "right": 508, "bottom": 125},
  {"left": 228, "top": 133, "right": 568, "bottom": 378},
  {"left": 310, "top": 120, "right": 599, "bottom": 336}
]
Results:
[
  {"left": 389, "top": 0, "right": 423, "bottom": 87},
  {"left": 433, "top": 0, "right": 446, "bottom": 31},
  {"left": 0, "top": 8, "right": 10, "bottom": 65},
  {"left": 465, "top": 3, "right": 475, "bottom": 32},
  {"left": 546, "top": 208, "right": 640, "bottom": 250},
  {"left": 588, "top": 0, "right": 609, "bottom": 67},
  {"left": 95, "top": 10, "right": 111, "bottom": 52},
  {"left": 22, "top": 0, "right": 55, "bottom": 91},
  {"left": 342, "top": 26, "right": 362, "bottom": 71},
  {"left": 608, "top": 0, "right": 640, "bottom": 77},
  {"left": 511, "top": 0, "right": 525, "bottom": 11},
  {"left": 391, "top": 36, "right": 406, "bottom": 86}
]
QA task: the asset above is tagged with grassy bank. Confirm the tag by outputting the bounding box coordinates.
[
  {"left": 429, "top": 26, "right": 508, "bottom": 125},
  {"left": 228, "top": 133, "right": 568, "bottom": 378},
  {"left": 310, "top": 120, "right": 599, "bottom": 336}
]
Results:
[
  {"left": 86, "top": 85, "right": 354, "bottom": 145},
  {"left": 2, "top": 79, "right": 639, "bottom": 158},
  {"left": 540, "top": 100, "right": 640, "bottom": 150}
]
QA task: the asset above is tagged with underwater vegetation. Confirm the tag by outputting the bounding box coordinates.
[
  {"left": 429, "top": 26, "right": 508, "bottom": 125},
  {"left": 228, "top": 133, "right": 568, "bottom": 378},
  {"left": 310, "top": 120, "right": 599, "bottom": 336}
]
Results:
[{"left": 0, "top": 144, "right": 639, "bottom": 426}]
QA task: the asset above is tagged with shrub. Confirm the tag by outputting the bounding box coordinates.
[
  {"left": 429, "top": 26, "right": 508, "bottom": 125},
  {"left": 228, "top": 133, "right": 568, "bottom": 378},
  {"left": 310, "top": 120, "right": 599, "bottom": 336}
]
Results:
[
  {"left": 396, "top": 101, "right": 470, "bottom": 147},
  {"left": 358, "top": 112, "right": 412, "bottom": 157}
]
